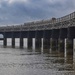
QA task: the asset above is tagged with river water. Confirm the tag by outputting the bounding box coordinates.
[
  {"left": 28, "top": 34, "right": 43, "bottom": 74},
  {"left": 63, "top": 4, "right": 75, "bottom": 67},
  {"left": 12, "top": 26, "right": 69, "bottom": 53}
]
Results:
[{"left": 0, "top": 38, "right": 74, "bottom": 75}]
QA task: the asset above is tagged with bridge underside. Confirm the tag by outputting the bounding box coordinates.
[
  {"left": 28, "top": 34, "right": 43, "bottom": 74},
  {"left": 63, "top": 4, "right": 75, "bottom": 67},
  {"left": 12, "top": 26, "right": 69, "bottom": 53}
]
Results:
[{"left": 0, "top": 27, "right": 75, "bottom": 56}]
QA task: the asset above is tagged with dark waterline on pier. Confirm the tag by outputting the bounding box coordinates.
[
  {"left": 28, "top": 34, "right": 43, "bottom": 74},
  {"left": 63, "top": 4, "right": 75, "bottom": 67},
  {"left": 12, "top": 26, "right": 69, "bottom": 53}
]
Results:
[{"left": 0, "top": 38, "right": 74, "bottom": 75}]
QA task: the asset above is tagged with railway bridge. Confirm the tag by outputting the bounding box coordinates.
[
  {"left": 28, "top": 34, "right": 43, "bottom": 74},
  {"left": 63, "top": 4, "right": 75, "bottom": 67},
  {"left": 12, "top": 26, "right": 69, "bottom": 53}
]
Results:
[{"left": 0, "top": 11, "right": 75, "bottom": 55}]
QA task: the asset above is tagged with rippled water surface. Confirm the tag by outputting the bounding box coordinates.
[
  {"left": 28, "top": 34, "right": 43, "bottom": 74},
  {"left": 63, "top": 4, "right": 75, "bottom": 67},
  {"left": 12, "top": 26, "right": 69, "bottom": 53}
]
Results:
[{"left": 0, "top": 39, "right": 74, "bottom": 75}]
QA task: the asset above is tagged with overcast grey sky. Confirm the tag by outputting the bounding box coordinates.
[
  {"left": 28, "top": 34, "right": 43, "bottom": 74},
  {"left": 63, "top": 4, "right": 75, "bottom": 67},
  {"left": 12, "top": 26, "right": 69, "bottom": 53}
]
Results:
[{"left": 0, "top": 0, "right": 75, "bottom": 25}]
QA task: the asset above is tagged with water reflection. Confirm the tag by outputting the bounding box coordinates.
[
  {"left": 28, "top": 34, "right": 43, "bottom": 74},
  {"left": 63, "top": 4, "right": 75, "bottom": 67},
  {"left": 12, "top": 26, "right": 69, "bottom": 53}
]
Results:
[
  {"left": 0, "top": 39, "right": 74, "bottom": 75},
  {"left": 43, "top": 49, "right": 50, "bottom": 54},
  {"left": 35, "top": 47, "right": 74, "bottom": 72},
  {"left": 35, "top": 49, "right": 41, "bottom": 53}
]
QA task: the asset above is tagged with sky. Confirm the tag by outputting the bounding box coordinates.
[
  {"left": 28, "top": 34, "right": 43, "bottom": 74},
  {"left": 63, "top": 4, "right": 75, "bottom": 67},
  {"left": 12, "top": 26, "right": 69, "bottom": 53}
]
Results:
[{"left": 0, "top": 0, "right": 75, "bottom": 25}]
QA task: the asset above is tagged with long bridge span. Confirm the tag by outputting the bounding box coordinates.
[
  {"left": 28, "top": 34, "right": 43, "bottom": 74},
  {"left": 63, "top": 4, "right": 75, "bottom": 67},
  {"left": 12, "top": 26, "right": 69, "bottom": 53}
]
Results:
[{"left": 0, "top": 11, "right": 75, "bottom": 56}]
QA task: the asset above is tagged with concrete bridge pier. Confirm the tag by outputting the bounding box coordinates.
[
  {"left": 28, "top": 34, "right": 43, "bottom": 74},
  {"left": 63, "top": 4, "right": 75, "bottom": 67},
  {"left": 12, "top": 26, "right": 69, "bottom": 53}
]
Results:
[
  {"left": 51, "top": 38, "right": 58, "bottom": 51},
  {"left": 66, "top": 39, "right": 73, "bottom": 55},
  {"left": 20, "top": 38, "right": 23, "bottom": 48},
  {"left": 27, "top": 38, "right": 32, "bottom": 49},
  {"left": 58, "top": 39, "right": 65, "bottom": 52},
  {"left": 3, "top": 32, "right": 7, "bottom": 47},
  {"left": 35, "top": 31, "right": 42, "bottom": 49},
  {"left": 35, "top": 38, "right": 41, "bottom": 49},
  {"left": 12, "top": 38, "right": 15, "bottom": 48},
  {"left": 19, "top": 32, "right": 23, "bottom": 48},
  {"left": 58, "top": 28, "right": 67, "bottom": 54},
  {"left": 58, "top": 39, "right": 65, "bottom": 57},
  {"left": 66, "top": 27, "right": 75, "bottom": 56},
  {"left": 43, "top": 38, "right": 50, "bottom": 49},
  {"left": 51, "top": 29, "right": 59, "bottom": 51},
  {"left": 66, "top": 39, "right": 73, "bottom": 60},
  {"left": 43, "top": 30, "right": 51, "bottom": 50},
  {"left": 3, "top": 38, "right": 7, "bottom": 47},
  {"left": 27, "top": 31, "right": 35, "bottom": 49}
]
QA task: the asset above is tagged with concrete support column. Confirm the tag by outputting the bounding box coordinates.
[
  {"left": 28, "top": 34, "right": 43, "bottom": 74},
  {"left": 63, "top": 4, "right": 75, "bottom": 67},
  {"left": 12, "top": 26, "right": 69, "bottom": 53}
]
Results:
[
  {"left": 35, "top": 38, "right": 41, "bottom": 49},
  {"left": 66, "top": 39, "right": 73, "bottom": 56},
  {"left": 51, "top": 39, "right": 58, "bottom": 51},
  {"left": 20, "top": 38, "right": 23, "bottom": 48},
  {"left": 58, "top": 39, "right": 65, "bottom": 52},
  {"left": 58, "top": 28, "right": 67, "bottom": 56},
  {"left": 27, "top": 38, "right": 32, "bottom": 49},
  {"left": 43, "top": 30, "right": 51, "bottom": 50},
  {"left": 3, "top": 38, "right": 7, "bottom": 47},
  {"left": 35, "top": 30, "right": 43, "bottom": 49},
  {"left": 20, "top": 31, "right": 23, "bottom": 48},
  {"left": 12, "top": 38, "right": 15, "bottom": 48},
  {"left": 43, "top": 38, "right": 50, "bottom": 49},
  {"left": 51, "top": 29, "right": 59, "bottom": 51},
  {"left": 58, "top": 39, "right": 65, "bottom": 57},
  {"left": 66, "top": 27, "right": 75, "bottom": 56}
]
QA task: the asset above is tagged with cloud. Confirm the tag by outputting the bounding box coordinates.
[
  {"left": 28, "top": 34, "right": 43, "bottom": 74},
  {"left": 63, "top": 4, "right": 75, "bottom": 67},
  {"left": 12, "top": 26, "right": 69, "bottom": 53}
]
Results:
[
  {"left": 0, "top": 0, "right": 74, "bottom": 25},
  {"left": 8, "top": 0, "right": 28, "bottom": 4}
]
